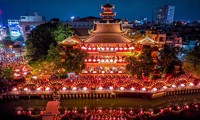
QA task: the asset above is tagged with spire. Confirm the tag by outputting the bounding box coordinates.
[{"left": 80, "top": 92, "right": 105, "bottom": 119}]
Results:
[{"left": 100, "top": 2, "right": 116, "bottom": 21}]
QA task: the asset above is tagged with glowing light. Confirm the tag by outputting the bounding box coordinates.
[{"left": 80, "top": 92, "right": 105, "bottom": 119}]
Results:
[
  {"left": 36, "top": 87, "right": 41, "bottom": 91},
  {"left": 102, "top": 71, "right": 105, "bottom": 74},
  {"left": 88, "top": 59, "right": 92, "bottom": 62},
  {"left": 115, "top": 48, "right": 118, "bottom": 51},
  {"left": 98, "top": 86, "right": 103, "bottom": 90},
  {"left": 120, "top": 87, "right": 125, "bottom": 90},
  {"left": 93, "top": 59, "right": 96, "bottom": 62},
  {"left": 185, "top": 105, "right": 189, "bottom": 109},
  {"left": 141, "top": 88, "right": 146, "bottom": 91},
  {"left": 83, "top": 87, "right": 87, "bottom": 91},
  {"left": 81, "top": 46, "right": 87, "bottom": 50},
  {"left": 32, "top": 76, "right": 37, "bottom": 79},
  {"left": 97, "top": 48, "right": 100, "bottom": 50},
  {"left": 180, "top": 84, "right": 185, "bottom": 87},
  {"left": 93, "top": 71, "right": 97, "bottom": 73},
  {"left": 119, "top": 59, "right": 122, "bottom": 62},
  {"left": 131, "top": 87, "right": 135, "bottom": 91},
  {"left": 72, "top": 87, "right": 77, "bottom": 91},
  {"left": 17, "top": 111, "right": 22, "bottom": 115},
  {"left": 101, "top": 48, "right": 105, "bottom": 51},
  {"left": 177, "top": 106, "right": 180, "bottom": 110},
  {"left": 23, "top": 72, "right": 27, "bottom": 75},
  {"left": 172, "top": 84, "right": 176, "bottom": 88},
  {"left": 152, "top": 88, "right": 157, "bottom": 92},
  {"left": 118, "top": 71, "right": 122, "bottom": 73},
  {"left": 14, "top": 73, "right": 20, "bottom": 77},
  {"left": 12, "top": 87, "right": 17, "bottom": 91},
  {"left": 110, "top": 71, "right": 113, "bottom": 74},
  {"left": 106, "top": 59, "right": 109, "bottom": 62},
  {"left": 129, "top": 46, "right": 135, "bottom": 50},
  {"left": 45, "top": 87, "right": 50, "bottom": 91},
  {"left": 124, "top": 47, "right": 127, "bottom": 50},
  {"left": 92, "top": 47, "right": 96, "bottom": 50},
  {"left": 189, "top": 82, "right": 194, "bottom": 86},
  {"left": 24, "top": 87, "right": 28, "bottom": 91},
  {"left": 15, "top": 69, "right": 20, "bottom": 72},
  {"left": 62, "top": 87, "right": 67, "bottom": 91},
  {"left": 88, "top": 48, "right": 91, "bottom": 50},
  {"left": 109, "top": 86, "right": 113, "bottom": 90},
  {"left": 110, "top": 48, "right": 114, "bottom": 51},
  {"left": 163, "top": 86, "right": 167, "bottom": 89},
  {"left": 106, "top": 47, "right": 109, "bottom": 50}
]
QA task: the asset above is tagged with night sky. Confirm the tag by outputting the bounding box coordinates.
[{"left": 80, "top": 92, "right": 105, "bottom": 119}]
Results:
[{"left": 0, "top": 0, "right": 200, "bottom": 24}]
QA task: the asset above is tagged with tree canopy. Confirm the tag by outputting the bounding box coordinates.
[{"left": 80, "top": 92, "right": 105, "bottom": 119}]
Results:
[
  {"left": 158, "top": 44, "right": 181, "bottom": 74},
  {"left": 183, "top": 45, "right": 200, "bottom": 78},
  {"left": 126, "top": 46, "right": 155, "bottom": 79},
  {"left": 26, "top": 21, "right": 74, "bottom": 62},
  {"left": 0, "top": 67, "right": 14, "bottom": 80}
]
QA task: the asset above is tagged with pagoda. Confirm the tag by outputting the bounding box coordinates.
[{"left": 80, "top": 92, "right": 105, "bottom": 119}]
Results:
[
  {"left": 80, "top": 2, "right": 134, "bottom": 74},
  {"left": 100, "top": 3, "right": 116, "bottom": 22}
]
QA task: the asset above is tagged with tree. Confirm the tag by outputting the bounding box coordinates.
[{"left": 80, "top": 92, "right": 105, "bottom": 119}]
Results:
[
  {"left": 183, "top": 45, "right": 200, "bottom": 78},
  {"left": 0, "top": 67, "right": 14, "bottom": 80},
  {"left": 126, "top": 47, "right": 155, "bottom": 79},
  {"left": 159, "top": 44, "right": 181, "bottom": 74},
  {"left": 63, "top": 48, "right": 88, "bottom": 74},
  {"left": 54, "top": 24, "right": 74, "bottom": 42},
  {"left": 126, "top": 56, "right": 143, "bottom": 79},
  {"left": 26, "top": 23, "right": 57, "bottom": 62},
  {"left": 26, "top": 22, "right": 74, "bottom": 62}
]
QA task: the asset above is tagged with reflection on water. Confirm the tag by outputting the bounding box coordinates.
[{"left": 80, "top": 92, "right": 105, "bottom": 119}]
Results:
[{"left": 1, "top": 94, "right": 200, "bottom": 120}]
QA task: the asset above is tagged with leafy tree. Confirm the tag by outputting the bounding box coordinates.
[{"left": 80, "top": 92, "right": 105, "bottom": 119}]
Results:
[
  {"left": 26, "top": 23, "right": 57, "bottom": 62},
  {"left": 183, "top": 45, "right": 200, "bottom": 78},
  {"left": 26, "top": 22, "right": 74, "bottom": 62},
  {"left": 63, "top": 48, "right": 88, "bottom": 74},
  {"left": 54, "top": 24, "right": 74, "bottom": 42},
  {"left": 139, "top": 47, "right": 155, "bottom": 77},
  {"left": 126, "top": 47, "right": 155, "bottom": 79},
  {"left": 159, "top": 44, "right": 181, "bottom": 74},
  {"left": 126, "top": 56, "right": 143, "bottom": 79},
  {"left": 0, "top": 67, "right": 14, "bottom": 80}
]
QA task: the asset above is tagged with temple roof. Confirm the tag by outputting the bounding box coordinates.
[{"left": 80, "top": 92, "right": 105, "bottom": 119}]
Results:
[
  {"left": 102, "top": 3, "right": 113, "bottom": 8},
  {"left": 84, "top": 34, "right": 132, "bottom": 43},
  {"left": 137, "top": 36, "right": 157, "bottom": 45},
  {"left": 60, "top": 36, "right": 81, "bottom": 46},
  {"left": 91, "top": 23, "right": 123, "bottom": 33}
]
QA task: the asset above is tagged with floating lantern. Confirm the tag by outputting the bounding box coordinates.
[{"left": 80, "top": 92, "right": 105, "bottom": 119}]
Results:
[
  {"left": 72, "top": 87, "right": 77, "bottom": 91},
  {"left": 83, "top": 87, "right": 87, "bottom": 91},
  {"left": 131, "top": 87, "right": 135, "bottom": 91},
  {"left": 120, "top": 87, "right": 125, "bottom": 91},
  {"left": 62, "top": 87, "right": 67, "bottom": 91},
  {"left": 98, "top": 86, "right": 103, "bottom": 90},
  {"left": 109, "top": 86, "right": 113, "bottom": 90}
]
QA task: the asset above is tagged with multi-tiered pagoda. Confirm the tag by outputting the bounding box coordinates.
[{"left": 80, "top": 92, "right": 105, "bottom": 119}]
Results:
[
  {"left": 80, "top": 3, "right": 134, "bottom": 74},
  {"left": 61, "top": 3, "right": 164, "bottom": 75}
]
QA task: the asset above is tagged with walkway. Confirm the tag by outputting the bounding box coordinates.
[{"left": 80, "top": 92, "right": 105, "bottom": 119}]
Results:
[{"left": 42, "top": 101, "right": 60, "bottom": 120}]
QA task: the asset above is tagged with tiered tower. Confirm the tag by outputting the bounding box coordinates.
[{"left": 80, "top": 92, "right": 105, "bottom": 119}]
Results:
[{"left": 100, "top": 3, "right": 116, "bottom": 21}]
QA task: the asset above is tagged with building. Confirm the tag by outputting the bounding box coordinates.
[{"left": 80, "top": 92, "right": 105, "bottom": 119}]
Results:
[
  {"left": 157, "top": 5, "right": 175, "bottom": 24},
  {"left": 8, "top": 19, "right": 23, "bottom": 41},
  {"left": 20, "top": 12, "right": 45, "bottom": 41},
  {"left": 61, "top": 3, "right": 164, "bottom": 75}
]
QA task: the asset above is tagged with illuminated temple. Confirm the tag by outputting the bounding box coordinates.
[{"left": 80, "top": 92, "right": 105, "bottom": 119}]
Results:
[{"left": 62, "top": 3, "right": 165, "bottom": 75}]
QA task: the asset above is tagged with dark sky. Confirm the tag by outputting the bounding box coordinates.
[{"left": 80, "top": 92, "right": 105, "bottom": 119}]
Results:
[{"left": 0, "top": 0, "right": 200, "bottom": 24}]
